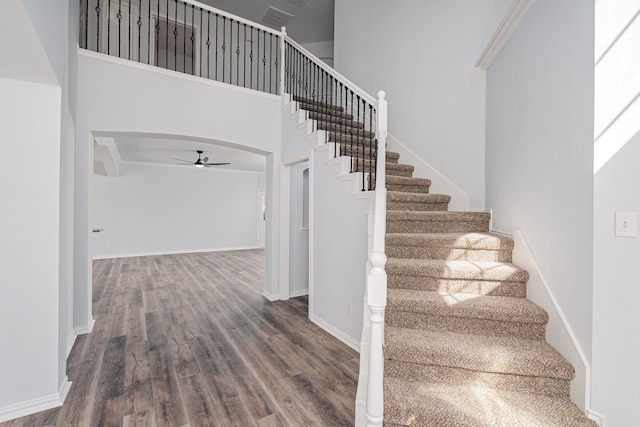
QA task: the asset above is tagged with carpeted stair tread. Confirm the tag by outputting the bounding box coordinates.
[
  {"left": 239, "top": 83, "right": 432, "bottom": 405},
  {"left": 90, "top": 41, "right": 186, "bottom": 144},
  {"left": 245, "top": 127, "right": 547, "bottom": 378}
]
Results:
[
  {"left": 387, "top": 289, "right": 548, "bottom": 325},
  {"left": 386, "top": 258, "right": 529, "bottom": 283},
  {"left": 387, "top": 274, "right": 527, "bottom": 297},
  {"left": 385, "top": 327, "right": 574, "bottom": 379},
  {"left": 384, "top": 378, "right": 597, "bottom": 427}
]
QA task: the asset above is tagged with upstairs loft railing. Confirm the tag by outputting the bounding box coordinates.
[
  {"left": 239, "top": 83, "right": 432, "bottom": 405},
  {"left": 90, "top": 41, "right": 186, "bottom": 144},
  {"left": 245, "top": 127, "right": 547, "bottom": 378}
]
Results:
[
  {"left": 79, "top": 0, "right": 281, "bottom": 94},
  {"left": 79, "top": 1, "right": 388, "bottom": 424}
]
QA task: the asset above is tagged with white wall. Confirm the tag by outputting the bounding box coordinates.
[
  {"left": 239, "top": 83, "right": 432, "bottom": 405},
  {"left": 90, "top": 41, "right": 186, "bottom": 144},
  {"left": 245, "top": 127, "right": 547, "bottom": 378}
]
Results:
[
  {"left": 0, "top": 1, "right": 71, "bottom": 420},
  {"left": 93, "top": 162, "right": 263, "bottom": 257},
  {"left": 311, "top": 149, "right": 370, "bottom": 348},
  {"left": 334, "top": 0, "right": 512, "bottom": 209},
  {"left": 76, "top": 53, "right": 282, "bottom": 327},
  {"left": 0, "top": 76, "right": 63, "bottom": 417},
  {"left": 288, "top": 163, "right": 309, "bottom": 296},
  {"left": 486, "top": 0, "right": 594, "bottom": 365},
  {"left": 301, "top": 40, "right": 334, "bottom": 67},
  {"left": 22, "top": 0, "right": 79, "bottom": 386},
  {"left": 592, "top": 1, "right": 640, "bottom": 424}
]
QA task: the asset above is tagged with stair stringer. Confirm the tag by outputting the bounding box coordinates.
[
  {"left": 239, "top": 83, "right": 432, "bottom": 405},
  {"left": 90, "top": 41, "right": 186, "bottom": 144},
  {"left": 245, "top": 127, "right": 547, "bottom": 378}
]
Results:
[{"left": 282, "top": 96, "right": 379, "bottom": 354}]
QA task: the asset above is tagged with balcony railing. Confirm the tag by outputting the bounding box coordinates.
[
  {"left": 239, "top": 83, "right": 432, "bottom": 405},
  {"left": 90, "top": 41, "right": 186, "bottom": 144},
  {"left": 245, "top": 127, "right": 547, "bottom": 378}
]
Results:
[{"left": 80, "top": 0, "right": 281, "bottom": 94}]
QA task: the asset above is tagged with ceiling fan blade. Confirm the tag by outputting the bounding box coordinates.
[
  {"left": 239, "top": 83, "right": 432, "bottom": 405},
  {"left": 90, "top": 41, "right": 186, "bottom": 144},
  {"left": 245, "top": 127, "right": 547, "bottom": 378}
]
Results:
[
  {"left": 170, "top": 157, "right": 193, "bottom": 164},
  {"left": 204, "top": 162, "right": 231, "bottom": 166},
  {"left": 202, "top": 156, "right": 209, "bottom": 163}
]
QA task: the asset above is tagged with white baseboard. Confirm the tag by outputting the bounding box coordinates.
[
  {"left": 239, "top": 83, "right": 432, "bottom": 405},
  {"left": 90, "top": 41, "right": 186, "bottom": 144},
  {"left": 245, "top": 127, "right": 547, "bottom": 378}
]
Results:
[
  {"left": 0, "top": 377, "right": 72, "bottom": 423},
  {"left": 92, "top": 246, "right": 262, "bottom": 260},
  {"left": 511, "top": 228, "right": 591, "bottom": 412},
  {"left": 586, "top": 410, "right": 605, "bottom": 426},
  {"left": 66, "top": 332, "right": 77, "bottom": 357},
  {"left": 289, "top": 288, "right": 309, "bottom": 298},
  {"left": 309, "top": 313, "right": 360, "bottom": 352},
  {"left": 262, "top": 290, "right": 280, "bottom": 301},
  {"left": 74, "top": 316, "right": 95, "bottom": 335}
]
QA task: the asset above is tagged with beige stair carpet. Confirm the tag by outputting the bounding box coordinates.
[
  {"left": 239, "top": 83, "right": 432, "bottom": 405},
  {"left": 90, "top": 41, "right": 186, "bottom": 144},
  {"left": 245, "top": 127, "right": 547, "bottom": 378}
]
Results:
[{"left": 293, "top": 96, "right": 596, "bottom": 426}]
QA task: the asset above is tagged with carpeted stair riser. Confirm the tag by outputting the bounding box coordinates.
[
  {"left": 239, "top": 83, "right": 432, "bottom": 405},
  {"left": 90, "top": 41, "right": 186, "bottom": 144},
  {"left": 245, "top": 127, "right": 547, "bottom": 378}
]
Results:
[
  {"left": 293, "top": 95, "right": 344, "bottom": 111},
  {"left": 338, "top": 144, "right": 399, "bottom": 163},
  {"left": 386, "top": 232, "right": 513, "bottom": 262},
  {"left": 387, "top": 245, "right": 512, "bottom": 261},
  {"left": 385, "top": 288, "right": 547, "bottom": 339},
  {"left": 387, "top": 211, "right": 491, "bottom": 234},
  {"left": 384, "top": 327, "right": 575, "bottom": 381},
  {"left": 370, "top": 175, "right": 432, "bottom": 193},
  {"left": 352, "top": 161, "right": 414, "bottom": 178},
  {"left": 328, "top": 132, "right": 375, "bottom": 146},
  {"left": 305, "top": 108, "right": 354, "bottom": 120},
  {"left": 383, "top": 380, "right": 598, "bottom": 427},
  {"left": 318, "top": 122, "right": 374, "bottom": 138},
  {"left": 387, "top": 274, "right": 527, "bottom": 298},
  {"left": 308, "top": 112, "right": 362, "bottom": 128},
  {"left": 385, "top": 360, "right": 570, "bottom": 399},
  {"left": 385, "top": 310, "right": 546, "bottom": 341},
  {"left": 386, "top": 259, "right": 529, "bottom": 283},
  {"left": 387, "top": 192, "right": 450, "bottom": 211}
]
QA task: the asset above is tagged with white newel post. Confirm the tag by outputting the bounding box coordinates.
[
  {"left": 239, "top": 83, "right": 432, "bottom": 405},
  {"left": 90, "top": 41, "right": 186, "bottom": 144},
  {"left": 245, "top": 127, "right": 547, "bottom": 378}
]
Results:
[
  {"left": 367, "top": 91, "right": 388, "bottom": 427},
  {"left": 279, "top": 26, "right": 287, "bottom": 97}
]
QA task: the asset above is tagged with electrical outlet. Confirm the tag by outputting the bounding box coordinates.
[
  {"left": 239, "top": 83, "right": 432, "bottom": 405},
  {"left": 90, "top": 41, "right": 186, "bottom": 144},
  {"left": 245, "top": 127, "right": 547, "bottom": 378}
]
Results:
[
  {"left": 616, "top": 212, "right": 637, "bottom": 237},
  {"left": 347, "top": 303, "right": 352, "bottom": 316}
]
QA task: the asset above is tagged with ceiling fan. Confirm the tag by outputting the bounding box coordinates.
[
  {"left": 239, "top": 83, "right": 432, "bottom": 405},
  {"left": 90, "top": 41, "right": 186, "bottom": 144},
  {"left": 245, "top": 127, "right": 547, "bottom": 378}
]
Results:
[{"left": 171, "top": 150, "right": 230, "bottom": 168}]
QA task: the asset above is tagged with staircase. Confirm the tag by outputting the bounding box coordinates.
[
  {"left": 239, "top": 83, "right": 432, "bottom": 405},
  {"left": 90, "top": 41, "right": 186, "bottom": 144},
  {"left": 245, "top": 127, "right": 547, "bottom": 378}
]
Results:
[{"left": 293, "top": 97, "right": 596, "bottom": 426}]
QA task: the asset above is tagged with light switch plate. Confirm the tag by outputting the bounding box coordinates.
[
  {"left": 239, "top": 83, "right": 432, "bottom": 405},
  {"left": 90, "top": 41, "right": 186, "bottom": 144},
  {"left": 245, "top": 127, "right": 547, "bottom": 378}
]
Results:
[{"left": 615, "top": 212, "right": 637, "bottom": 237}]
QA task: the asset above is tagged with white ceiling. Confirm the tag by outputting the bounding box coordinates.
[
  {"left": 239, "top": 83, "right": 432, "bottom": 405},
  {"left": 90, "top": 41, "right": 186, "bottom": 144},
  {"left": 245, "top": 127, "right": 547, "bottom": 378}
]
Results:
[
  {"left": 199, "top": 0, "right": 334, "bottom": 44},
  {"left": 113, "top": 136, "right": 267, "bottom": 172}
]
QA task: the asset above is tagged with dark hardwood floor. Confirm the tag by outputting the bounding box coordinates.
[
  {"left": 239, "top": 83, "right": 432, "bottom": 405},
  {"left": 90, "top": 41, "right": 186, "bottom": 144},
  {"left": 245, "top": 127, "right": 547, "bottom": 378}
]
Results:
[{"left": 2, "top": 250, "right": 359, "bottom": 427}]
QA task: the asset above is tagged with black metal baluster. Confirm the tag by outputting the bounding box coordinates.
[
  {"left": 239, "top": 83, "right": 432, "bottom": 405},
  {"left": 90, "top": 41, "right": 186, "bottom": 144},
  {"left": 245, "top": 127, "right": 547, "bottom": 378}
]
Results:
[
  {"left": 274, "top": 36, "right": 284, "bottom": 95},
  {"left": 191, "top": 5, "right": 195, "bottom": 75},
  {"left": 215, "top": 14, "right": 218, "bottom": 80},
  {"left": 127, "top": 0, "right": 131, "bottom": 59},
  {"left": 262, "top": 31, "right": 266, "bottom": 92},
  {"left": 83, "top": 0, "right": 88, "bottom": 49},
  {"left": 269, "top": 33, "right": 273, "bottom": 94},
  {"left": 95, "top": 0, "right": 101, "bottom": 52},
  {"left": 165, "top": 0, "right": 168, "bottom": 68},
  {"left": 107, "top": 0, "right": 111, "bottom": 54},
  {"left": 257, "top": 30, "right": 261, "bottom": 90},
  {"left": 137, "top": 0, "right": 141, "bottom": 61},
  {"left": 199, "top": 8, "right": 203, "bottom": 76},
  {"left": 250, "top": 27, "right": 254, "bottom": 90},
  {"left": 243, "top": 24, "right": 247, "bottom": 87},
  {"left": 358, "top": 96, "right": 364, "bottom": 191},
  {"left": 173, "top": 0, "right": 177, "bottom": 71},
  {"left": 147, "top": 0, "right": 151, "bottom": 64},
  {"left": 207, "top": 11, "right": 211, "bottom": 78},
  {"left": 229, "top": 19, "right": 232, "bottom": 83},
  {"left": 155, "top": 0, "right": 160, "bottom": 65},
  {"left": 222, "top": 17, "right": 226, "bottom": 82},
  {"left": 183, "top": 2, "right": 187, "bottom": 73},
  {"left": 236, "top": 21, "right": 240, "bottom": 85}
]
